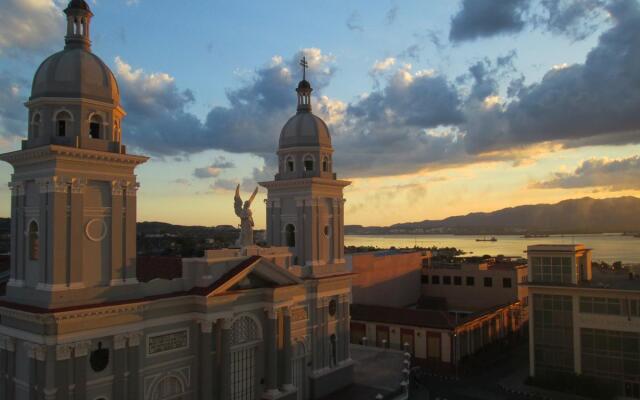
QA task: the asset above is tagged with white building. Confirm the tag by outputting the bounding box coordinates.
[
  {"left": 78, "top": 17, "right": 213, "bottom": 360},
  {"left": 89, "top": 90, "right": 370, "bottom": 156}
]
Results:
[{"left": 0, "top": 1, "right": 353, "bottom": 399}]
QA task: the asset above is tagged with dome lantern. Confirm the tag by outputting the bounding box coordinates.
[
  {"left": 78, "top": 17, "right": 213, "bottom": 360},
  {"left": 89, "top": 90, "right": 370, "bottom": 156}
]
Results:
[
  {"left": 64, "top": 0, "right": 94, "bottom": 50},
  {"left": 296, "top": 56, "right": 312, "bottom": 113}
]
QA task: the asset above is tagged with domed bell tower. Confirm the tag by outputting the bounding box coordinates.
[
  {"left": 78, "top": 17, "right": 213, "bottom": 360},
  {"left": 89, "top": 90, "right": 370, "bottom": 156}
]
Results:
[
  {"left": 0, "top": 0, "right": 148, "bottom": 309},
  {"left": 260, "top": 57, "right": 350, "bottom": 277}
]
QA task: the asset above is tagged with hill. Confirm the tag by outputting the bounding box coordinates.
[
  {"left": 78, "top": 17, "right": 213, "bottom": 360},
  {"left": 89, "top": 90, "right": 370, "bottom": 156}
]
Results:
[{"left": 347, "top": 197, "right": 640, "bottom": 235}]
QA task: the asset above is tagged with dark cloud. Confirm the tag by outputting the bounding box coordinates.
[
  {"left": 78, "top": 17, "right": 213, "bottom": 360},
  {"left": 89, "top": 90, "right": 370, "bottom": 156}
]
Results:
[
  {"left": 449, "top": 0, "right": 529, "bottom": 42},
  {"left": 537, "top": 0, "right": 607, "bottom": 41},
  {"left": 532, "top": 156, "right": 640, "bottom": 191},
  {"left": 0, "top": 0, "right": 64, "bottom": 58},
  {"left": 449, "top": 0, "right": 609, "bottom": 43},
  {"left": 192, "top": 156, "right": 235, "bottom": 179},
  {"left": 386, "top": 5, "right": 399, "bottom": 25},
  {"left": 463, "top": 0, "right": 640, "bottom": 153},
  {"left": 346, "top": 11, "right": 364, "bottom": 32},
  {"left": 116, "top": 49, "right": 335, "bottom": 158}
]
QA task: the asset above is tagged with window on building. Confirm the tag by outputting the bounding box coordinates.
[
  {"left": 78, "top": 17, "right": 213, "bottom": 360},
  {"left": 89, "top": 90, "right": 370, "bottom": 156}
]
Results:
[
  {"left": 303, "top": 155, "right": 314, "bottom": 171},
  {"left": 531, "top": 256, "right": 572, "bottom": 283},
  {"left": 330, "top": 334, "right": 337, "bottom": 367},
  {"left": 285, "top": 224, "right": 295, "bottom": 247},
  {"left": 56, "top": 111, "right": 72, "bottom": 137},
  {"left": 322, "top": 157, "right": 329, "bottom": 172},
  {"left": 286, "top": 156, "right": 294, "bottom": 172},
  {"left": 432, "top": 275, "right": 440, "bottom": 284},
  {"left": 533, "top": 294, "right": 574, "bottom": 375},
  {"left": 580, "top": 297, "right": 625, "bottom": 316},
  {"left": 466, "top": 276, "right": 475, "bottom": 286},
  {"left": 421, "top": 275, "right": 429, "bottom": 284},
  {"left": 484, "top": 277, "right": 493, "bottom": 287},
  {"left": 32, "top": 113, "right": 41, "bottom": 138},
  {"left": 443, "top": 276, "right": 451, "bottom": 285},
  {"left": 89, "top": 114, "right": 102, "bottom": 139},
  {"left": 454, "top": 276, "right": 462, "bottom": 286},
  {"left": 28, "top": 221, "right": 39, "bottom": 261},
  {"left": 503, "top": 278, "right": 512, "bottom": 288}
]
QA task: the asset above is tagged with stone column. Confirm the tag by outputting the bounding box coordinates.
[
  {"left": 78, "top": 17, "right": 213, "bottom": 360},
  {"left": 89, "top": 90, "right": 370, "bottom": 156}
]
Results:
[
  {"left": 0, "top": 336, "right": 16, "bottom": 399},
  {"left": 127, "top": 333, "right": 143, "bottom": 400},
  {"left": 272, "top": 199, "right": 281, "bottom": 246},
  {"left": 199, "top": 320, "right": 213, "bottom": 400},
  {"left": 73, "top": 341, "right": 91, "bottom": 400},
  {"left": 113, "top": 335, "right": 127, "bottom": 400},
  {"left": 69, "top": 178, "right": 86, "bottom": 286},
  {"left": 123, "top": 182, "right": 139, "bottom": 282},
  {"left": 55, "top": 345, "right": 72, "bottom": 400},
  {"left": 281, "top": 307, "right": 294, "bottom": 392},
  {"left": 49, "top": 176, "right": 70, "bottom": 288},
  {"left": 219, "top": 318, "right": 232, "bottom": 400},
  {"left": 8, "top": 182, "right": 22, "bottom": 282},
  {"left": 36, "top": 178, "right": 50, "bottom": 286},
  {"left": 341, "top": 295, "right": 350, "bottom": 361},
  {"left": 110, "top": 181, "right": 124, "bottom": 285},
  {"left": 295, "top": 199, "right": 305, "bottom": 265},
  {"left": 264, "top": 308, "right": 280, "bottom": 397},
  {"left": 332, "top": 199, "right": 340, "bottom": 263},
  {"left": 339, "top": 199, "right": 345, "bottom": 260},
  {"left": 25, "top": 342, "right": 46, "bottom": 400}
]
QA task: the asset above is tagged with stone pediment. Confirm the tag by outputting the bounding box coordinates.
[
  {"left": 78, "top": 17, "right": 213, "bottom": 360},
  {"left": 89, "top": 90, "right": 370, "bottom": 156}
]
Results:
[{"left": 207, "top": 256, "right": 302, "bottom": 296}]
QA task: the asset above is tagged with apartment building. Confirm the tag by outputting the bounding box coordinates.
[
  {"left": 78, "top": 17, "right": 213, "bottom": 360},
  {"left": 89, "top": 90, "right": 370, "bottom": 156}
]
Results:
[{"left": 527, "top": 244, "right": 640, "bottom": 399}]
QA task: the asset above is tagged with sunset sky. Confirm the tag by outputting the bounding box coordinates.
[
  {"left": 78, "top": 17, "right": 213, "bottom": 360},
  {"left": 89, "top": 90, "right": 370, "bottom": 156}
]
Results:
[{"left": 1, "top": 0, "right": 639, "bottom": 228}]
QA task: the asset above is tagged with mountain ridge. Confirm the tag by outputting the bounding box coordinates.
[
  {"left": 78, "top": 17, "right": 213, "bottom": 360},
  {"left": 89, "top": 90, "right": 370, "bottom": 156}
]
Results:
[{"left": 346, "top": 196, "right": 640, "bottom": 235}]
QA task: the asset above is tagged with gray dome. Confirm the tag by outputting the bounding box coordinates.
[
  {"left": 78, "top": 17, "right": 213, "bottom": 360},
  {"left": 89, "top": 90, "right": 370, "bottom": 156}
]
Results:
[
  {"left": 31, "top": 48, "right": 120, "bottom": 105},
  {"left": 279, "top": 112, "right": 332, "bottom": 149}
]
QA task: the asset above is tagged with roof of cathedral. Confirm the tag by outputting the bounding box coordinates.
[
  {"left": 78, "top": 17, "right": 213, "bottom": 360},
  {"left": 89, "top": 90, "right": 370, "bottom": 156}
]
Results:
[
  {"left": 279, "top": 111, "right": 332, "bottom": 149},
  {"left": 65, "top": 0, "right": 91, "bottom": 12},
  {"left": 31, "top": 49, "right": 120, "bottom": 104}
]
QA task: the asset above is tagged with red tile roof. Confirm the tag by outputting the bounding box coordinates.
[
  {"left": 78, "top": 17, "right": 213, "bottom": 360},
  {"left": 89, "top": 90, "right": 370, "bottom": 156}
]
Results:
[
  {"left": 136, "top": 256, "right": 183, "bottom": 282},
  {"left": 351, "top": 303, "right": 455, "bottom": 330}
]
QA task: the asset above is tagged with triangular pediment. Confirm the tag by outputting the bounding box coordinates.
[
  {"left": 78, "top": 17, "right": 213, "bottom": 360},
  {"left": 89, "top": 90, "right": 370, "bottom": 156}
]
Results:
[{"left": 208, "top": 256, "right": 302, "bottom": 296}]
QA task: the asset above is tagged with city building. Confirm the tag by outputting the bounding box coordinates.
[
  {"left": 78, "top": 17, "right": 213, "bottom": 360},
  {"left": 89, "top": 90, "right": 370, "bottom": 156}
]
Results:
[
  {"left": 350, "top": 302, "right": 520, "bottom": 370},
  {"left": 421, "top": 257, "right": 529, "bottom": 324},
  {"left": 347, "top": 250, "right": 522, "bottom": 370},
  {"left": 527, "top": 244, "right": 640, "bottom": 399},
  {"left": 349, "top": 250, "right": 430, "bottom": 308},
  {"left": 0, "top": 2, "right": 353, "bottom": 400}
]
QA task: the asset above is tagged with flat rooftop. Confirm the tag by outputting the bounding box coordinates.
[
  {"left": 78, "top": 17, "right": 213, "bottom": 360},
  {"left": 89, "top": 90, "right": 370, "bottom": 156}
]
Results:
[
  {"left": 529, "top": 269, "right": 640, "bottom": 291},
  {"left": 526, "top": 244, "right": 590, "bottom": 252}
]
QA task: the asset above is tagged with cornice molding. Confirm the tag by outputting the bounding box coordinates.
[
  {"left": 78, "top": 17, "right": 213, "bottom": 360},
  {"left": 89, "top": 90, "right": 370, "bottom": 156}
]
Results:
[{"left": 0, "top": 144, "right": 148, "bottom": 167}]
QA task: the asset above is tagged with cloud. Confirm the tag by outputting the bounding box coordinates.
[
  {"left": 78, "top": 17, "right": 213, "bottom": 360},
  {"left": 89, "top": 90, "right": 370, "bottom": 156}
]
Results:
[
  {"left": 0, "top": 72, "right": 28, "bottom": 142},
  {"left": 346, "top": 11, "right": 364, "bottom": 32},
  {"left": 463, "top": 0, "right": 640, "bottom": 154},
  {"left": 386, "top": 5, "right": 399, "bottom": 25},
  {"left": 193, "top": 156, "right": 234, "bottom": 179},
  {"left": 170, "top": 178, "right": 191, "bottom": 187},
  {"left": 449, "top": 0, "right": 609, "bottom": 43},
  {"left": 449, "top": 0, "right": 529, "bottom": 42},
  {"left": 0, "top": 0, "right": 64, "bottom": 57},
  {"left": 370, "top": 57, "right": 396, "bottom": 75},
  {"left": 193, "top": 166, "right": 222, "bottom": 179},
  {"left": 532, "top": 156, "right": 640, "bottom": 191}
]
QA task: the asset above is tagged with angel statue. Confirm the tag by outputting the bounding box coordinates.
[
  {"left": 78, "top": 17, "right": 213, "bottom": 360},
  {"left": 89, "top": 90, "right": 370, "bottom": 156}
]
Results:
[{"left": 234, "top": 185, "right": 259, "bottom": 247}]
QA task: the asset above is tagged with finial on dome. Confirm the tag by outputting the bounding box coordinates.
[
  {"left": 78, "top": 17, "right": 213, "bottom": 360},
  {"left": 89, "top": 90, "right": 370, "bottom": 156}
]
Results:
[
  {"left": 296, "top": 56, "right": 313, "bottom": 113},
  {"left": 64, "top": 0, "right": 93, "bottom": 50}
]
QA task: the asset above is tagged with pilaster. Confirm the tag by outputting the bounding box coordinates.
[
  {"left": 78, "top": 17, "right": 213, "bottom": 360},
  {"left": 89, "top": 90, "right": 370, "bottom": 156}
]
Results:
[
  {"left": 113, "top": 334, "right": 127, "bottom": 400},
  {"left": 264, "top": 308, "right": 280, "bottom": 398},
  {"left": 110, "top": 180, "right": 124, "bottom": 284},
  {"left": 199, "top": 320, "right": 213, "bottom": 400},
  {"left": 123, "top": 181, "right": 138, "bottom": 282},
  {"left": 219, "top": 318, "right": 232, "bottom": 400},
  {"left": 127, "top": 332, "right": 142, "bottom": 400},
  {"left": 69, "top": 177, "right": 86, "bottom": 286}
]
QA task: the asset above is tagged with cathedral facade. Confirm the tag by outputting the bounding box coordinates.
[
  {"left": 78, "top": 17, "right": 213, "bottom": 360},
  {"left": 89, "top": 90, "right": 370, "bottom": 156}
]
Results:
[{"left": 0, "top": 2, "right": 353, "bottom": 399}]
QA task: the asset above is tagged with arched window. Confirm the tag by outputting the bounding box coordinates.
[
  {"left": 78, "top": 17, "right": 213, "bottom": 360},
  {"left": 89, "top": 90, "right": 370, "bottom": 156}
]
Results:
[
  {"left": 322, "top": 156, "right": 329, "bottom": 172},
  {"left": 56, "top": 111, "right": 72, "bottom": 137},
  {"left": 303, "top": 155, "right": 314, "bottom": 172},
  {"left": 89, "top": 114, "right": 102, "bottom": 139},
  {"left": 28, "top": 221, "right": 39, "bottom": 261},
  {"left": 286, "top": 156, "right": 294, "bottom": 172},
  {"left": 330, "top": 334, "right": 337, "bottom": 367},
  {"left": 150, "top": 376, "right": 185, "bottom": 400},
  {"left": 285, "top": 224, "right": 295, "bottom": 247},
  {"left": 32, "top": 113, "right": 41, "bottom": 138}
]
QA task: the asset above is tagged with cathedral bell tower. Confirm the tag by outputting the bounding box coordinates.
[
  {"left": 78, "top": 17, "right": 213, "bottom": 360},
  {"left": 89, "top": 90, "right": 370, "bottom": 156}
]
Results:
[
  {"left": 0, "top": 0, "right": 148, "bottom": 308},
  {"left": 260, "top": 57, "right": 350, "bottom": 278}
]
